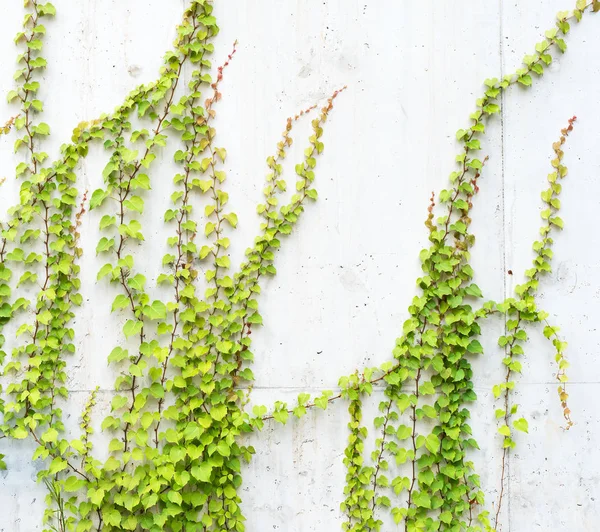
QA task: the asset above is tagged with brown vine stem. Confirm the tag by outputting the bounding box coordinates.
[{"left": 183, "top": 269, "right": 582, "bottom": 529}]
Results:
[
  {"left": 153, "top": 35, "right": 219, "bottom": 446},
  {"left": 432, "top": 164, "right": 484, "bottom": 523},
  {"left": 18, "top": 0, "right": 57, "bottom": 420},
  {"left": 460, "top": 444, "right": 475, "bottom": 529},
  {"left": 202, "top": 42, "right": 239, "bottom": 375},
  {"left": 118, "top": 40, "right": 194, "bottom": 455},
  {"left": 405, "top": 366, "right": 421, "bottom": 528},
  {"left": 370, "top": 398, "right": 393, "bottom": 511},
  {"left": 47, "top": 189, "right": 88, "bottom": 429},
  {"left": 495, "top": 115, "right": 577, "bottom": 529},
  {"left": 28, "top": 428, "right": 90, "bottom": 482},
  {"left": 342, "top": 395, "right": 363, "bottom": 529},
  {"left": 19, "top": 0, "right": 41, "bottom": 176},
  {"left": 23, "top": 194, "right": 87, "bottom": 497},
  {"left": 494, "top": 312, "right": 521, "bottom": 530},
  {"left": 24, "top": 200, "right": 50, "bottom": 403}
]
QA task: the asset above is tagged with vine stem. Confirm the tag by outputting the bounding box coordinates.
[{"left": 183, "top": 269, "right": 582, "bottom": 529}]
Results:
[
  {"left": 405, "top": 366, "right": 421, "bottom": 527},
  {"left": 154, "top": 36, "right": 229, "bottom": 445},
  {"left": 494, "top": 312, "right": 521, "bottom": 530},
  {"left": 19, "top": 0, "right": 41, "bottom": 177},
  {"left": 203, "top": 42, "right": 240, "bottom": 377},
  {"left": 494, "top": 115, "right": 578, "bottom": 529},
  {"left": 117, "top": 57, "right": 190, "bottom": 455},
  {"left": 28, "top": 428, "right": 90, "bottom": 482}
]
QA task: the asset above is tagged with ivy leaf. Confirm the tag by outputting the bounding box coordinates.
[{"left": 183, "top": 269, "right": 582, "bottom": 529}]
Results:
[
  {"left": 253, "top": 405, "right": 267, "bottom": 418},
  {"left": 102, "top": 507, "right": 121, "bottom": 526},
  {"left": 421, "top": 405, "right": 437, "bottom": 419},
  {"left": 108, "top": 438, "right": 124, "bottom": 452},
  {"left": 0, "top": 303, "right": 12, "bottom": 319},
  {"left": 99, "top": 215, "right": 116, "bottom": 229},
  {"left": 12, "top": 427, "right": 28, "bottom": 439},
  {"left": 467, "top": 340, "right": 483, "bottom": 354},
  {"left": 518, "top": 74, "right": 533, "bottom": 87},
  {"left": 141, "top": 153, "right": 155, "bottom": 168},
  {"left": 127, "top": 274, "right": 146, "bottom": 291},
  {"left": 223, "top": 212, "right": 238, "bottom": 228},
  {"left": 210, "top": 405, "right": 227, "bottom": 421},
  {"left": 402, "top": 318, "right": 419, "bottom": 335},
  {"left": 412, "top": 491, "right": 431, "bottom": 509},
  {"left": 63, "top": 476, "right": 84, "bottom": 492},
  {"left": 111, "top": 395, "right": 128, "bottom": 411},
  {"left": 49, "top": 457, "right": 67, "bottom": 475},
  {"left": 513, "top": 417, "right": 529, "bottom": 433},
  {"left": 97, "top": 263, "right": 114, "bottom": 280},
  {"left": 215, "top": 147, "right": 227, "bottom": 162},
  {"left": 168, "top": 491, "right": 183, "bottom": 506},
  {"left": 216, "top": 440, "right": 231, "bottom": 457},
  {"left": 498, "top": 425, "right": 511, "bottom": 437},
  {"left": 215, "top": 256, "right": 230, "bottom": 268},
  {"left": 90, "top": 188, "right": 109, "bottom": 210},
  {"left": 131, "top": 173, "right": 151, "bottom": 190},
  {"left": 96, "top": 237, "right": 115, "bottom": 254},
  {"left": 314, "top": 392, "right": 332, "bottom": 410},
  {"left": 42, "top": 427, "right": 58, "bottom": 444},
  {"left": 465, "top": 284, "right": 483, "bottom": 298},
  {"left": 273, "top": 409, "right": 289, "bottom": 424},
  {"left": 39, "top": 3, "right": 56, "bottom": 16},
  {"left": 123, "top": 320, "right": 142, "bottom": 338},
  {"left": 396, "top": 425, "right": 412, "bottom": 440},
  {"left": 108, "top": 347, "right": 128, "bottom": 363},
  {"left": 149, "top": 383, "right": 164, "bottom": 399},
  {"left": 425, "top": 433, "right": 439, "bottom": 453},
  {"left": 191, "top": 463, "right": 213, "bottom": 482},
  {"left": 128, "top": 364, "right": 143, "bottom": 377},
  {"left": 111, "top": 294, "right": 129, "bottom": 312},
  {"left": 90, "top": 488, "right": 106, "bottom": 506},
  {"left": 246, "top": 312, "right": 263, "bottom": 325},
  {"left": 143, "top": 300, "right": 166, "bottom": 320},
  {"left": 123, "top": 195, "right": 144, "bottom": 214},
  {"left": 33, "top": 123, "right": 50, "bottom": 135}
]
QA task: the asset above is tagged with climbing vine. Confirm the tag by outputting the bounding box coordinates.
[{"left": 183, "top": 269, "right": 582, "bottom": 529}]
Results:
[{"left": 0, "top": 1, "right": 597, "bottom": 531}]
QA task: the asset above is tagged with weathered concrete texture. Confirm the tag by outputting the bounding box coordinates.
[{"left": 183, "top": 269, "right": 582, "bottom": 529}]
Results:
[{"left": 0, "top": 1, "right": 599, "bottom": 530}]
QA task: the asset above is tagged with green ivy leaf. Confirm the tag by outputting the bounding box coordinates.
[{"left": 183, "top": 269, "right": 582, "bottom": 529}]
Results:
[
  {"left": 216, "top": 440, "right": 231, "bottom": 457},
  {"left": 396, "top": 425, "right": 412, "bottom": 440},
  {"left": 111, "top": 294, "right": 129, "bottom": 312},
  {"left": 123, "top": 195, "right": 144, "bottom": 214},
  {"left": 108, "top": 347, "right": 128, "bottom": 363},
  {"left": 498, "top": 425, "right": 511, "bottom": 437},
  {"left": 191, "top": 463, "right": 213, "bottom": 482},
  {"left": 467, "top": 340, "right": 483, "bottom": 354},
  {"left": 143, "top": 300, "right": 166, "bottom": 320},
  {"left": 425, "top": 433, "right": 439, "bottom": 453},
  {"left": 123, "top": 320, "right": 142, "bottom": 338},
  {"left": 513, "top": 417, "right": 529, "bottom": 433},
  {"left": 90, "top": 188, "right": 109, "bottom": 210}
]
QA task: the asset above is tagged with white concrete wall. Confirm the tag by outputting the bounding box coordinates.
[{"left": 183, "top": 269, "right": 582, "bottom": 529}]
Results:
[{"left": 1, "top": 1, "right": 600, "bottom": 530}]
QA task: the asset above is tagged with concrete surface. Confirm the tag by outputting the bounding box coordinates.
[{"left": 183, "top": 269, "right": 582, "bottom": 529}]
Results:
[{"left": 0, "top": 1, "right": 599, "bottom": 530}]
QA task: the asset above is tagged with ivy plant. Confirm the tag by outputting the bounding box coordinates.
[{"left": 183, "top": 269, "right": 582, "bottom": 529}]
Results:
[{"left": 0, "top": 0, "right": 597, "bottom": 531}]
